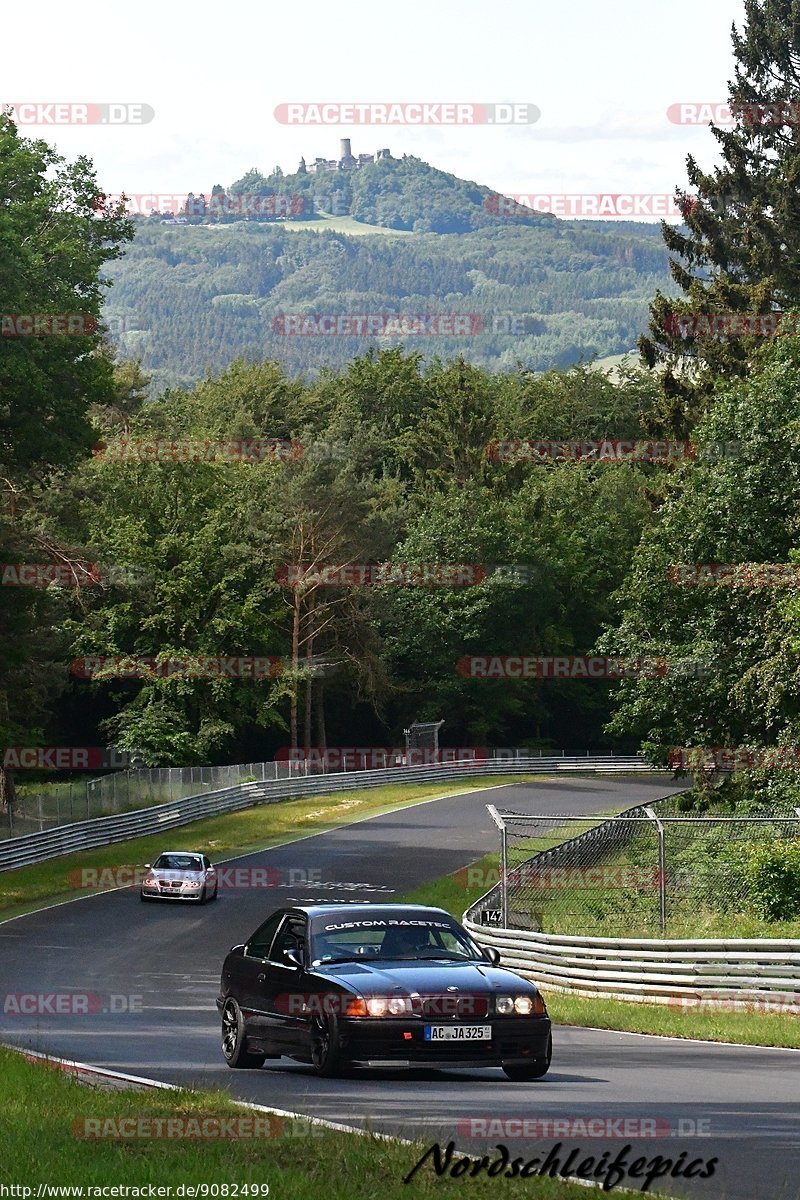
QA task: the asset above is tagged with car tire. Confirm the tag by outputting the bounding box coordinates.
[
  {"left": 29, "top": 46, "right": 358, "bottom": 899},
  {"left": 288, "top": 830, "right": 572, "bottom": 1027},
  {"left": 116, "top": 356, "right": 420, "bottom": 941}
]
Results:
[
  {"left": 199, "top": 886, "right": 208, "bottom": 905},
  {"left": 210, "top": 884, "right": 218, "bottom": 901},
  {"left": 502, "top": 1033, "right": 552, "bottom": 1081},
  {"left": 221, "top": 998, "right": 265, "bottom": 1069},
  {"left": 310, "top": 1013, "right": 344, "bottom": 1077},
  {"left": 140, "top": 892, "right": 149, "bottom": 902}
]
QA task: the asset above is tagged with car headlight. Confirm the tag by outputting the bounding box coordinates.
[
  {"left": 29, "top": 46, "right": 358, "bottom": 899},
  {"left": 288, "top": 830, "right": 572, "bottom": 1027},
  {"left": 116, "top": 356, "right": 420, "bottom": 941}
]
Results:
[
  {"left": 365, "top": 996, "right": 410, "bottom": 1017},
  {"left": 185, "top": 880, "right": 201, "bottom": 888},
  {"left": 496, "top": 994, "right": 543, "bottom": 1015}
]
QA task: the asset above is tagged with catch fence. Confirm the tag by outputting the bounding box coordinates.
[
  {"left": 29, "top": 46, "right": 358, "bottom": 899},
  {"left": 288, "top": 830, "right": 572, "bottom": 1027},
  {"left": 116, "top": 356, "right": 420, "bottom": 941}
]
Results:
[
  {"left": 3, "top": 750, "right": 650, "bottom": 840},
  {"left": 472, "top": 799, "right": 800, "bottom": 936}
]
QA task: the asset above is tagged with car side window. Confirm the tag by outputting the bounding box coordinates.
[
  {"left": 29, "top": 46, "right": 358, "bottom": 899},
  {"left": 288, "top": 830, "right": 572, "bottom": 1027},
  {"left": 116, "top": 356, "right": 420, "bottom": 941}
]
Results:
[
  {"left": 270, "top": 916, "right": 307, "bottom": 965},
  {"left": 245, "top": 912, "right": 284, "bottom": 960}
]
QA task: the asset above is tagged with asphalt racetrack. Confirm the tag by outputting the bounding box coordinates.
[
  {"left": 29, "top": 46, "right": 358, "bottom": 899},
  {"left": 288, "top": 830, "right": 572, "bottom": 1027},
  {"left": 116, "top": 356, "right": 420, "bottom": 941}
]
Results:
[{"left": 2, "top": 775, "right": 798, "bottom": 1199}]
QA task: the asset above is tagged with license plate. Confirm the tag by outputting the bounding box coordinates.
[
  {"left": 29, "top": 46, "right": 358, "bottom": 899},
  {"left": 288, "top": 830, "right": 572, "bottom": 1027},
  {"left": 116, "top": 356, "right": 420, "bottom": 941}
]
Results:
[{"left": 424, "top": 1025, "right": 492, "bottom": 1041}]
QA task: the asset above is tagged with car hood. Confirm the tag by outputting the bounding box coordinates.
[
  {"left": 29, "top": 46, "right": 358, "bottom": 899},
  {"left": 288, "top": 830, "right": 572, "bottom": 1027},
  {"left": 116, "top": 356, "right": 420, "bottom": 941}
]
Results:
[
  {"left": 312, "top": 959, "right": 538, "bottom": 996},
  {"left": 149, "top": 869, "right": 204, "bottom": 880}
]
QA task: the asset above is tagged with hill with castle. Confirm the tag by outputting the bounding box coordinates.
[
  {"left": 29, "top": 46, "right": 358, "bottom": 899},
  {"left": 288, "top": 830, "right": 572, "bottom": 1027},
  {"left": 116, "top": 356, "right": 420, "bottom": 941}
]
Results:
[
  {"left": 157, "top": 143, "right": 550, "bottom": 235},
  {"left": 106, "top": 147, "right": 676, "bottom": 391}
]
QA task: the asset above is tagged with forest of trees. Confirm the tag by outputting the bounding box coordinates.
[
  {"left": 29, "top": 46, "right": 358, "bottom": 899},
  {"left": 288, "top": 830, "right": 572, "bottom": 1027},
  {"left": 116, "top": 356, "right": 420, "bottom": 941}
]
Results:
[{"left": 100, "top": 154, "right": 674, "bottom": 394}]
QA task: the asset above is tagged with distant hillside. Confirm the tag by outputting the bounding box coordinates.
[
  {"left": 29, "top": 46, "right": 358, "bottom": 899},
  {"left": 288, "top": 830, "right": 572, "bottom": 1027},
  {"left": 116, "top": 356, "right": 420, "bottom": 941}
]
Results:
[
  {"left": 167, "top": 153, "right": 550, "bottom": 235},
  {"left": 103, "top": 156, "right": 677, "bottom": 392}
]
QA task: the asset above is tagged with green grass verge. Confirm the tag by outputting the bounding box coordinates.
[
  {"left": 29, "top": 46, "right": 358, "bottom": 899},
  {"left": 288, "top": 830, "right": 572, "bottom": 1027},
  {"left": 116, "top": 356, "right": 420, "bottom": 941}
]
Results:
[
  {"left": 0, "top": 775, "right": 536, "bottom": 925},
  {"left": 0, "top": 1046, "right": 597, "bottom": 1198},
  {"left": 273, "top": 213, "right": 414, "bottom": 236},
  {"left": 400, "top": 860, "right": 800, "bottom": 1049}
]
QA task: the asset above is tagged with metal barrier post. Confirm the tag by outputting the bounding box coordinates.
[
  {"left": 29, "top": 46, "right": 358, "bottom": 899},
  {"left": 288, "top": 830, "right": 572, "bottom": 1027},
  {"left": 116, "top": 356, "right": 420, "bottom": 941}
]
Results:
[{"left": 643, "top": 806, "right": 666, "bottom": 936}]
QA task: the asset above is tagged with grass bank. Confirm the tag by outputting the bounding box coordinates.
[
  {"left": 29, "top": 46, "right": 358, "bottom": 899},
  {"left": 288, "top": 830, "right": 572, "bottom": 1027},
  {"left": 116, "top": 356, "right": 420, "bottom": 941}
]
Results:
[{"left": 0, "top": 1046, "right": 600, "bottom": 1199}]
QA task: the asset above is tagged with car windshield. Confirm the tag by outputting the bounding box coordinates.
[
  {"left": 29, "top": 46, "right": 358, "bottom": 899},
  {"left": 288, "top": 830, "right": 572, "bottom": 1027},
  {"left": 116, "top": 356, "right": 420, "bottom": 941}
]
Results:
[
  {"left": 309, "top": 914, "right": 483, "bottom": 964},
  {"left": 154, "top": 854, "right": 203, "bottom": 871}
]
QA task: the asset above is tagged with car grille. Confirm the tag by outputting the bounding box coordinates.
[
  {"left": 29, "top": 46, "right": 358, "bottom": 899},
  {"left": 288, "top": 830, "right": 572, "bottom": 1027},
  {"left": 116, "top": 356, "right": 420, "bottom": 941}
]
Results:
[{"left": 413, "top": 994, "right": 489, "bottom": 1018}]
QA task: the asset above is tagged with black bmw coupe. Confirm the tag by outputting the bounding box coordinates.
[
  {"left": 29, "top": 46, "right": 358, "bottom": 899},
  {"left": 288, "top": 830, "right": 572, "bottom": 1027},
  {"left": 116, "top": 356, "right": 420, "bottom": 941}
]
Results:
[{"left": 216, "top": 903, "right": 552, "bottom": 1079}]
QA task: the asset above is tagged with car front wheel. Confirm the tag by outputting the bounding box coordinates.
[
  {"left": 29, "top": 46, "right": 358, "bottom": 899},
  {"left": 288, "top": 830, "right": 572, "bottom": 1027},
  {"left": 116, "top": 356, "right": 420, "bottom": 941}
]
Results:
[
  {"left": 221, "top": 998, "right": 265, "bottom": 1069},
  {"left": 502, "top": 1033, "right": 552, "bottom": 1081},
  {"left": 310, "top": 1013, "right": 345, "bottom": 1077}
]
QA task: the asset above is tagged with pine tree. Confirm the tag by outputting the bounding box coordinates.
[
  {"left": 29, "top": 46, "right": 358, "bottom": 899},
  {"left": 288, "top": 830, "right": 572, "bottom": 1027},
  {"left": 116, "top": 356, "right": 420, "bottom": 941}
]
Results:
[{"left": 641, "top": 0, "right": 800, "bottom": 430}]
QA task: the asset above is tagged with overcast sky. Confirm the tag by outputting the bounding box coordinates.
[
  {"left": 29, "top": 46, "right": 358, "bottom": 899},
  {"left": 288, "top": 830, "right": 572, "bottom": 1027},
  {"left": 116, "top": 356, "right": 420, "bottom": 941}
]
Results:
[{"left": 3, "top": 0, "right": 746, "bottom": 216}]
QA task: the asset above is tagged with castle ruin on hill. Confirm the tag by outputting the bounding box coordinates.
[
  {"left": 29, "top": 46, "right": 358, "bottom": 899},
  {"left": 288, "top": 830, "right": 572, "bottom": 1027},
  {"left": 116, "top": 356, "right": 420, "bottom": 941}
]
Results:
[{"left": 299, "top": 140, "right": 393, "bottom": 174}]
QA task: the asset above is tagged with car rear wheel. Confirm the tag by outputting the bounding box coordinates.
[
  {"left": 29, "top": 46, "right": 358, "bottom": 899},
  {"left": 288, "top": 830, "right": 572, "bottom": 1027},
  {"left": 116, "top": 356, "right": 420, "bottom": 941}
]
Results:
[
  {"left": 221, "top": 998, "right": 265, "bottom": 1069},
  {"left": 310, "top": 1013, "right": 344, "bottom": 1077},
  {"left": 502, "top": 1033, "right": 552, "bottom": 1081}
]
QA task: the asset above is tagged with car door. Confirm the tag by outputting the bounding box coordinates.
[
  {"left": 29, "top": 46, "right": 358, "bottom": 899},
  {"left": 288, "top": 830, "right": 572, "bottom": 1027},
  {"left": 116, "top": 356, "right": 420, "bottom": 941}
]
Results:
[
  {"left": 231, "top": 911, "right": 285, "bottom": 1044},
  {"left": 258, "top": 914, "right": 309, "bottom": 1053}
]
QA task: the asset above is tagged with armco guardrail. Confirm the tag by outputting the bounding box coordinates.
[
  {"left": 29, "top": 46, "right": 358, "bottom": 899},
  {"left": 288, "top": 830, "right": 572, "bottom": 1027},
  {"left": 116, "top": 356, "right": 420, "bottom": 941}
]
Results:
[
  {"left": 0, "top": 754, "right": 658, "bottom": 872},
  {"left": 462, "top": 917, "right": 800, "bottom": 1008}
]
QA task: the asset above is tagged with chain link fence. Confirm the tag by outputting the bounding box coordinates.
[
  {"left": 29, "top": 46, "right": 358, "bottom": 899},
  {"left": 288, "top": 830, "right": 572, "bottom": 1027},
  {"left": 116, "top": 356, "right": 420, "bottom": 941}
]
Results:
[
  {"left": 3, "top": 749, "right": 648, "bottom": 841},
  {"left": 475, "top": 798, "right": 800, "bottom": 936},
  {"left": 4, "top": 761, "right": 302, "bottom": 839}
]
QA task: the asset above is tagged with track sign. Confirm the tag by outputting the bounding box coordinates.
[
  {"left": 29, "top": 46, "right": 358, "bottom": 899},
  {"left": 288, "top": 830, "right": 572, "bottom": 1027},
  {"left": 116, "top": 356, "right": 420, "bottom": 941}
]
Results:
[{"left": 481, "top": 909, "right": 502, "bottom": 926}]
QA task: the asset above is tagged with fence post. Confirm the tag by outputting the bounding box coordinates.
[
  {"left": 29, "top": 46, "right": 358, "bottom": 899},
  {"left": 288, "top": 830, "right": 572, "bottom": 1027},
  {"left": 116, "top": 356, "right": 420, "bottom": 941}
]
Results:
[
  {"left": 501, "top": 821, "right": 509, "bottom": 927},
  {"left": 644, "top": 806, "right": 666, "bottom": 936},
  {"left": 487, "top": 805, "right": 508, "bottom": 927}
]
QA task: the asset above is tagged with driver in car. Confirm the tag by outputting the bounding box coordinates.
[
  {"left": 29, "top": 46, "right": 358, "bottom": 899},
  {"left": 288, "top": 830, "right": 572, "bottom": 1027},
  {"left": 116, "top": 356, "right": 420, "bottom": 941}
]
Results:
[{"left": 381, "top": 925, "right": 432, "bottom": 958}]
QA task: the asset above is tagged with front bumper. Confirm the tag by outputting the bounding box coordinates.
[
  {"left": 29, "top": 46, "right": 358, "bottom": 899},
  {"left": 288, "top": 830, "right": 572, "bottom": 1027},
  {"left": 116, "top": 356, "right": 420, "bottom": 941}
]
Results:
[
  {"left": 336, "top": 1015, "right": 551, "bottom": 1067},
  {"left": 141, "top": 885, "right": 204, "bottom": 901}
]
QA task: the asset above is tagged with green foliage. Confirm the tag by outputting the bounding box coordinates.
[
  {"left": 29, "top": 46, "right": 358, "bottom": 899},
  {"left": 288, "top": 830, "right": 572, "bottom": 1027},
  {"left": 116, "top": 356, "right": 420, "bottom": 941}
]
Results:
[
  {"left": 599, "top": 337, "right": 800, "bottom": 756},
  {"left": 642, "top": 0, "right": 800, "bottom": 419},
  {"left": 104, "top": 208, "right": 673, "bottom": 395},
  {"left": 741, "top": 838, "right": 800, "bottom": 920},
  {"left": 0, "top": 113, "right": 132, "bottom": 757}
]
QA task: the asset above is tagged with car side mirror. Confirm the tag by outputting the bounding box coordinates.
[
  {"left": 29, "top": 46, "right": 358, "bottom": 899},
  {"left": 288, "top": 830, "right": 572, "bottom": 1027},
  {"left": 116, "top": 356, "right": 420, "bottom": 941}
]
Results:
[
  {"left": 229, "top": 944, "right": 245, "bottom": 956},
  {"left": 283, "top": 947, "right": 303, "bottom": 969},
  {"left": 144, "top": 863, "right": 150, "bottom": 870},
  {"left": 484, "top": 947, "right": 501, "bottom": 966}
]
